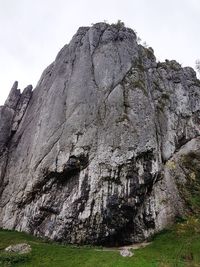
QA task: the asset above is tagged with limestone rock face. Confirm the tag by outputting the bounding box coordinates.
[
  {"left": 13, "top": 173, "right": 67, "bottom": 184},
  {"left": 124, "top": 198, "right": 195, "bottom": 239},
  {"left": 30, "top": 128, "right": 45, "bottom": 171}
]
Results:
[{"left": 0, "top": 23, "right": 200, "bottom": 245}]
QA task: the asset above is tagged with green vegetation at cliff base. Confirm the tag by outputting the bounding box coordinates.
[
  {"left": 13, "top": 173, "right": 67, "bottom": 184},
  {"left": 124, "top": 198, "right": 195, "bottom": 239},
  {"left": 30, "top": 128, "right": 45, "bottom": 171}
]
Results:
[{"left": 1, "top": 218, "right": 200, "bottom": 267}]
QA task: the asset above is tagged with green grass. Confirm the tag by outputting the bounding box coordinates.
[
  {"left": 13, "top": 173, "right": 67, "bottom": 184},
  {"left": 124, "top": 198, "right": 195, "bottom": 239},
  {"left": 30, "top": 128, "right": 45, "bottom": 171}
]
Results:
[{"left": 1, "top": 222, "right": 200, "bottom": 267}]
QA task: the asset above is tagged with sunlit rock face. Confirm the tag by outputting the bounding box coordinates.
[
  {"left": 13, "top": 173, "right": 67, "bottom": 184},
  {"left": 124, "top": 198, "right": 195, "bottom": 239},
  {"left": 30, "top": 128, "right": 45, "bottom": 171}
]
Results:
[{"left": 0, "top": 23, "right": 200, "bottom": 245}]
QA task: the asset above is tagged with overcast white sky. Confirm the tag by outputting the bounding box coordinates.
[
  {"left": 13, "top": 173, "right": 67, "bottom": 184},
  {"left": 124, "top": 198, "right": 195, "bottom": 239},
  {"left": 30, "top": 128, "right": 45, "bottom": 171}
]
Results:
[{"left": 0, "top": 0, "right": 199, "bottom": 105}]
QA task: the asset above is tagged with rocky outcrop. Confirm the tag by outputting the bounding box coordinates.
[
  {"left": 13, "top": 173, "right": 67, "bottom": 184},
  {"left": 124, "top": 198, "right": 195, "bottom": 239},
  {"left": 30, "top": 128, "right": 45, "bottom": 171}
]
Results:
[
  {"left": 0, "top": 82, "right": 32, "bottom": 195},
  {"left": 5, "top": 243, "right": 31, "bottom": 254},
  {"left": 0, "top": 82, "right": 32, "bottom": 151},
  {"left": 0, "top": 22, "right": 200, "bottom": 245}
]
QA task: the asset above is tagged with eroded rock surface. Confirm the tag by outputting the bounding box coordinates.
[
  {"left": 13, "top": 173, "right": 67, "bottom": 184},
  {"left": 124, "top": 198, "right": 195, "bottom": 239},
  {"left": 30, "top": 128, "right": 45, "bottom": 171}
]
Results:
[
  {"left": 5, "top": 243, "right": 31, "bottom": 254},
  {"left": 0, "top": 23, "right": 200, "bottom": 245}
]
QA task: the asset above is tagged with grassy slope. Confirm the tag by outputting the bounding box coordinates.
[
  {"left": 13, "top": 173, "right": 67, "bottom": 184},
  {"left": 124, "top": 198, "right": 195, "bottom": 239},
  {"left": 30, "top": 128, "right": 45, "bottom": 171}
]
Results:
[{"left": 1, "top": 219, "right": 200, "bottom": 267}]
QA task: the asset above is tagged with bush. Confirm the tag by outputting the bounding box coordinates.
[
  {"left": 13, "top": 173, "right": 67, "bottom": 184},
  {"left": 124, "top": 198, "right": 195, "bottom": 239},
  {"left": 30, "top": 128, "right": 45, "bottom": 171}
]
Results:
[
  {"left": 111, "top": 20, "right": 125, "bottom": 29},
  {"left": 0, "top": 252, "right": 30, "bottom": 266}
]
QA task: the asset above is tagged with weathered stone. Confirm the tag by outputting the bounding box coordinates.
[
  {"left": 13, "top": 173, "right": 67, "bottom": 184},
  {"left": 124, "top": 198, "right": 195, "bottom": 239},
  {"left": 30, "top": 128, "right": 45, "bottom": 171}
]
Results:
[
  {"left": 5, "top": 243, "right": 31, "bottom": 254},
  {"left": 120, "top": 249, "right": 134, "bottom": 257},
  {"left": 4, "top": 81, "right": 21, "bottom": 109},
  {"left": 0, "top": 22, "right": 200, "bottom": 245}
]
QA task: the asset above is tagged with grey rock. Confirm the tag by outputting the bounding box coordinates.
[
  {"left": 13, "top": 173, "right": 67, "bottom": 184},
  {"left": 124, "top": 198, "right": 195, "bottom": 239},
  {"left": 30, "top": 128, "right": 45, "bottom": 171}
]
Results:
[
  {"left": 5, "top": 243, "right": 31, "bottom": 254},
  {"left": 11, "top": 84, "right": 33, "bottom": 132},
  {"left": 0, "top": 105, "right": 14, "bottom": 152},
  {"left": 0, "top": 23, "right": 200, "bottom": 245},
  {"left": 0, "top": 82, "right": 32, "bottom": 152},
  {"left": 120, "top": 249, "right": 134, "bottom": 257},
  {"left": 4, "top": 81, "right": 21, "bottom": 109}
]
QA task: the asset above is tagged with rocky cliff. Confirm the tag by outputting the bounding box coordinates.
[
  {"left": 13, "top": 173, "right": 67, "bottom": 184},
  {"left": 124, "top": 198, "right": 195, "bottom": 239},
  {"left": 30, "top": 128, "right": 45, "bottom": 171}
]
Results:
[{"left": 0, "top": 22, "right": 200, "bottom": 245}]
